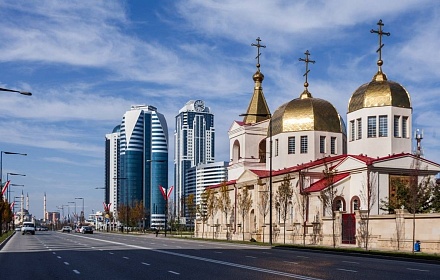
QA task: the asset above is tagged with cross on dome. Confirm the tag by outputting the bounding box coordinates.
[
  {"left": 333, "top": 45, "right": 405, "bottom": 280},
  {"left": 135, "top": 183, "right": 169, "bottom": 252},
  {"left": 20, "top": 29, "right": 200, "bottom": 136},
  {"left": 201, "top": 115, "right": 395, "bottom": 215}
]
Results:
[
  {"left": 251, "top": 37, "right": 266, "bottom": 70},
  {"left": 370, "top": 19, "right": 390, "bottom": 72},
  {"left": 298, "top": 50, "right": 315, "bottom": 89}
]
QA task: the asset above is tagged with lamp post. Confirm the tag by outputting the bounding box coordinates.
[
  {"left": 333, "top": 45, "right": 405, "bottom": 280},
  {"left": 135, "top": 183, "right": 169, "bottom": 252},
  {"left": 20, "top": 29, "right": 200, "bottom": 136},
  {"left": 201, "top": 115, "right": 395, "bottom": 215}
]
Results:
[
  {"left": 240, "top": 113, "right": 273, "bottom": 246},
  {"left": 0, "top": 151, "right": 27, "bottom": 198},
  {"left": 0, "top": 87, "right": 32, "bottom": 96},
  {"left": 68, "top": 201, "right": 76, "bottom": 225},
  {"left": 75, "top": 198, "right": 84, "bottom": 224},
  {"left": 7, "top": 172, "right": 26, "bottom": 203}
]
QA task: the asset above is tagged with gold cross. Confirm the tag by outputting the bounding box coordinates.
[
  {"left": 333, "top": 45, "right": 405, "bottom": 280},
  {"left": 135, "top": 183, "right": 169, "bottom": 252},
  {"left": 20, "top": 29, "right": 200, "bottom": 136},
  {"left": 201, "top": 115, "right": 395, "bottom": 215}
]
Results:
[
  {"left": 298, "top": 50, "right": 315, "bottom": 88},
  {"left": 370, "top": 19, "right": 390, "bottom": 67},
  {"left": 251, "top": 37, "right": 266, "bottom": 69}
]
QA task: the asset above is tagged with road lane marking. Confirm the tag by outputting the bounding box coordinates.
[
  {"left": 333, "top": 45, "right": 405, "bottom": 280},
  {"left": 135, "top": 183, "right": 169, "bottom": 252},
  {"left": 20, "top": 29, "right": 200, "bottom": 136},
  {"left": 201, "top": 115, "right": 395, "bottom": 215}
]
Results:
[
  {"left": 246, "top": 256, "right": 257, "bottom": 259},
  {"left": 141, "top": 262, "right": 150, "bottom": 266},
  {"left": 407, "top": 268, "right": 429, "bottom": 272},
  {"left": 74, "top": 236, "right": 323, "bottom": 280},
  {"left": 284, "top": 261, "right": 299, "bottom": 265},
  {"left": 109, "top": 252, "right": 114, "bottom": 255},
  {"left": 337, "top": 268, "right": 358, "bottom": 273},
  {"left": 57, "top": 256, "right": 62, "bottom": 259},
  {"left": 342, "top": 261, "right": 359, "bottom": 264},
  {"left": 73, "top": 270, "right": 80, "bottom": 274},
  {"left": 123, "top": 256, "right": 129, "bottom": 259},
  {"left": 214, "top": 251, "right": 222, "bottom": 254},
  {"left": 64, "top": 262, "right": 69, "bottom": 265},
  {"left": 169, "top": 271, "right": 180, "bottom": 275}
]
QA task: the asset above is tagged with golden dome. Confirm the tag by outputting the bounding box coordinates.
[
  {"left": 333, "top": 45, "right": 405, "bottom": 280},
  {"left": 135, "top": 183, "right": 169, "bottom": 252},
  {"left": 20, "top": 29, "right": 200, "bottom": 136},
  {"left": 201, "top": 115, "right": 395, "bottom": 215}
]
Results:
[
  {"left": 348, "top": 71, "right": 411, "bottom": 113},
  {"left": 270, "top": 89, "right": 344, "bottom": 135}
]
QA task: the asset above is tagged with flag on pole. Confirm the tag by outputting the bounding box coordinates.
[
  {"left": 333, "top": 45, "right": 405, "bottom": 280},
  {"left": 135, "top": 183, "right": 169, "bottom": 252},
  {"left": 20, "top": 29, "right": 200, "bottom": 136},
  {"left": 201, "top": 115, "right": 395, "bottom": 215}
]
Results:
[
  {"left": 10, "top": 201, "right": 15, "bottom": 210},
  {"left": 159, "top": 185, "right": 174, "bottom": 200},
  {"left": 1, "top": 180, "right": 10, "bottom": 196}
]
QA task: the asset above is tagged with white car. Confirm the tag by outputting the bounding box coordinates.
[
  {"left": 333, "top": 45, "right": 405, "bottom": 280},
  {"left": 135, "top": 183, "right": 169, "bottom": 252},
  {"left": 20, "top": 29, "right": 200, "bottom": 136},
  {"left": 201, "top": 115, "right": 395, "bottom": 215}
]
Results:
[
  {"left": 62, "top": 226, "right": 72, "bottom": 233},
  {"left": 21, "top": 222, "right": 36, "bottom": 235}
]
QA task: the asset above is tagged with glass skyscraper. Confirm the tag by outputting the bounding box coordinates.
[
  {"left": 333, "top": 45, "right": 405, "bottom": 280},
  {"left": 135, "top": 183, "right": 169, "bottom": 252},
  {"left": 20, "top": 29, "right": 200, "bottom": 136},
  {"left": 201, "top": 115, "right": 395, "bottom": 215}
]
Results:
[
  {"left": 174, "top": 100, "right": 215, "bottom": 220},
  {"left": 119, "top": 105, "right": 168, "bottom": 228}
]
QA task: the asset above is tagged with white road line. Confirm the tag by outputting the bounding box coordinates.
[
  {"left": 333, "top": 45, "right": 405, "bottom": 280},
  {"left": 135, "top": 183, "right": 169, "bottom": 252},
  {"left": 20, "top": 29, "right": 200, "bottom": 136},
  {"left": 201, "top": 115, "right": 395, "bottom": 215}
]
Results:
[
  {"left": 109, "top": 252, "right": 114, "bottom": 255},
  {"left": 407, "top": 268, "right": 429, "bottom": 272},
  {"left": 169, "top": 271, "right": 180, "bottom": 275},
  {"left": 214, "top": 251, "right": 222, "bottom": 254},
  {"left": 57, "top": 256, "right": 61, "bottom": 259},
  {"left": 342, "top": 261, "right": 359, "bottom": 264},
  {"left": 284, "top": 261, "right": 299, "bottom": 265},
  {"left": 52, "top": 252, "right": 56, "bottom": 255},
  {"left": 246, "top": 256, "right": 257, "bottom": 259},
  {"left": 141, "top": 262, "right": 150, "bottom": 266},
  {"left": 262, "top": 252, "right": 271, "bottom": 254},
  {"left": 337, "top": 268, "right": 358, "bottom": 273},
  {"left": 73, "top": 236, "right": 323, "bottom": 280},
  {"left": 123, "top": 257, "right": 129, "bottom": 259},
  {"left": 73, "top": 270, "right": 80, "bottom": 274},
  {"left": 64, "top": 262, "right": 69, "bottom": 265}
]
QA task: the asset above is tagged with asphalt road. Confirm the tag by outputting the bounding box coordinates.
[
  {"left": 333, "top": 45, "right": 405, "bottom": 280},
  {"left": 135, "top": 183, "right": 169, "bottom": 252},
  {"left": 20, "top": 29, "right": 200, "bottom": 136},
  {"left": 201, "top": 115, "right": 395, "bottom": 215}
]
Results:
[{"left": 1, "top": 231, "right": 439, "bottom": 280}]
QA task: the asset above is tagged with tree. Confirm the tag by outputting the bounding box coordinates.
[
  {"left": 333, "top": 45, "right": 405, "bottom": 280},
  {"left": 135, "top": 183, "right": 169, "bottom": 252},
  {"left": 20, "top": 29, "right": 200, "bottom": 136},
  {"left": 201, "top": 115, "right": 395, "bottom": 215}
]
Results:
[
  {"left": 257, "top": 182, "right": 269, "bottom": 243},
  {"left": 130, "top": 201, "right": 147, "bottom": 230},
  {"left": 205, "top": 188, "right": 218, "bottom": 239},
  {"left": 296, "top": 171, "right": 309, "bottom": 246},
  {"left": 117, "top": 203, "right": 130, "bottom": 230},
  {"left": 185, "top": 194, "right": 196, "bottom": 235},
  {"left": 196, "top": 189, "right": 209, "bottom": 238},
  {"left": 275, "top": 174, "right": 293, "bottom": 244},
  {"left": 237, "top": 186, "right": 253, "bottom": 241},
  {"left": 217, "top": 182, "right": 232, "bottom": 235},
  {"left": 319, "top": 162, "right": 339, "bottom": 248},
  {"left": 358, "top": 166, "right": 377, "bottom": 250}
]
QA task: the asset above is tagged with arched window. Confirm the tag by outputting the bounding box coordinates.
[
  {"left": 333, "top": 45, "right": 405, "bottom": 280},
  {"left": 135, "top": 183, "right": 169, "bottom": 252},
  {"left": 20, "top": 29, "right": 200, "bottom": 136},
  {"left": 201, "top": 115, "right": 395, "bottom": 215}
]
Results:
[
  {"left": 259, "top": 140, "right": 266, "bottom": 163},
  {"left": 350, "top": 196, "right": 361, "bottom": 213},
  {"left": 332, "top": 196, "right": 346, "bottom": 212},
  {"left": 232, "top": 140, "right": 240, "bottom": 163}
]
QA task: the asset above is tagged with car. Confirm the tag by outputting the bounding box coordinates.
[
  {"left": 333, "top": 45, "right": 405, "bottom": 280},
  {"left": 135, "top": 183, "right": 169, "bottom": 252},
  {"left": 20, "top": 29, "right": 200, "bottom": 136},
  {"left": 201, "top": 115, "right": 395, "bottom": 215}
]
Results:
[
  {"left": 80, "top": 226, "right": 93, "bottom": 234},
  {"left": 21, "top": 222, "right": 36, "bottom": 235},
  {"left": 62, "top": 226, "right": 72, "bottom": 233}
]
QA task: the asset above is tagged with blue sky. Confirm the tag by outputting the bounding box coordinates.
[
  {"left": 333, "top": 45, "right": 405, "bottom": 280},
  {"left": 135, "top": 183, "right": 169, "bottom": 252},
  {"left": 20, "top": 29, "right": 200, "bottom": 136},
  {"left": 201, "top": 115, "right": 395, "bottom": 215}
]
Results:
[{"left": 1, "top": 0, "right": 439, "bottom": 219}]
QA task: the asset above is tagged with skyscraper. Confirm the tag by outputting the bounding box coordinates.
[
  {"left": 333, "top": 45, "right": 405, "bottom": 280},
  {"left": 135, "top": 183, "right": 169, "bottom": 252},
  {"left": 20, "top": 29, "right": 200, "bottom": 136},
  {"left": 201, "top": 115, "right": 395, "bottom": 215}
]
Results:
[
  {"left": 105, "top": 125, "right": 120, "bottom": 219},
  {"left": 119, "top": 105, "right": 168, "bottom": 228},
  {"left": 174, "top": 100, "right": 215, "bottom": 220}
]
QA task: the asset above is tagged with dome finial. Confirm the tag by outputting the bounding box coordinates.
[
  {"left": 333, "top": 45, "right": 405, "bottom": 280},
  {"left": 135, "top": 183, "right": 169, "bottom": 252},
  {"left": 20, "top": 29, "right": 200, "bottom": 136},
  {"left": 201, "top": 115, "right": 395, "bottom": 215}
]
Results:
[
  {"left": 370, "top": 19, "right": 390, "bottom": 74},
  {"left": 251, "top": 37, "right": 266, "bottom": 71},
  {"left": 299, "top": 50, "right": 315, "bottom": 90}
]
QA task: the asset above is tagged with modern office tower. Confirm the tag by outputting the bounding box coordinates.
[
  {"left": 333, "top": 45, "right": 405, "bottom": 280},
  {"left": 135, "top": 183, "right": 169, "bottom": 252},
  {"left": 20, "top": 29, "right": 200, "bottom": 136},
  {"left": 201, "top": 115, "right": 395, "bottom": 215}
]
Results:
[
  {"left": 119, "top": 105, "right": 168, "bottom": 228},
  {"left": 186, "top": 161, "right": 228, "bottom": 219},
  {"left": 174, "top": 100, "right": 215, "bottom": 220},
  {"left": 105, "top": 125, "right": 120, "bottom": 218}
]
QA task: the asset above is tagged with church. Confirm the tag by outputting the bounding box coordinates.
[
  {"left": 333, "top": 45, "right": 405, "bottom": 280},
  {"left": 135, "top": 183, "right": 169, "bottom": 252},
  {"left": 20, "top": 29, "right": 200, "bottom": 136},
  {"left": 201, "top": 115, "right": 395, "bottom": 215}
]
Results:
[{"left": 196, "top": 20, "right": 440, "bottom": 252}]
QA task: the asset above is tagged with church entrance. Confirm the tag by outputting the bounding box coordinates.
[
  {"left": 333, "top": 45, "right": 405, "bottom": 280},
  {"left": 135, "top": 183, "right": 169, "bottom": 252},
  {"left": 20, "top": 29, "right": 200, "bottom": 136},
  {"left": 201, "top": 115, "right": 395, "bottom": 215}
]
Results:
[{"left": 341, "top": 213, "right": 356, "bottom": 244}]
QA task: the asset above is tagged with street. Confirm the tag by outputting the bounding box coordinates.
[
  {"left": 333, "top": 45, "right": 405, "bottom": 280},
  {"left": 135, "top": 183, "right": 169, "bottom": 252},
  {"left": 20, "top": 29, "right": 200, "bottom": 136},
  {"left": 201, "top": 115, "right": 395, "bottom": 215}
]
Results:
[{"left": 1, "top": 231, "right": 439, "bottom": 280}]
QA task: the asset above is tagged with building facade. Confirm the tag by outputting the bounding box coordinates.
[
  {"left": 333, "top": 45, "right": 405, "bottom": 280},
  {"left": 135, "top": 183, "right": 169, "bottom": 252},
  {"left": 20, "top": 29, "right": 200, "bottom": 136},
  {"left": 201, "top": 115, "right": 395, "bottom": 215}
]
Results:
[
  {"left": 119, "top": 105, "right": 168, "bottom": 228},
  {"left": 198, "top": 27, "right": 440, "bottom": 252},
  {"left": 105, "top": 125, "right": 120, "bottom": 218},
  {"left": 174, "top": 100, "right": 215, "bottom": 220}
]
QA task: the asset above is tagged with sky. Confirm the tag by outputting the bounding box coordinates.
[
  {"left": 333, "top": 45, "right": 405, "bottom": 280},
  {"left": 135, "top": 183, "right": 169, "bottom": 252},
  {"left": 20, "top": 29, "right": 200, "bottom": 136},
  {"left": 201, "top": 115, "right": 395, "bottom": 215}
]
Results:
[{"left": 0, "top": 0, "right": 439, "bottom": 220}]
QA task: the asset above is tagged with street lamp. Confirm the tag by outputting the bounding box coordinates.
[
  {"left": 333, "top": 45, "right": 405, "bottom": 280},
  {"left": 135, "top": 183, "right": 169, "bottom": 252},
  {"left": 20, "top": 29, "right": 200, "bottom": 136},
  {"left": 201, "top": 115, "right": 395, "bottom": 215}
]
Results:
[
  {"left": 0, "top": 151, "right": 27, "bottom": 197},
  {"left": 7, "top": 173, "right": 26, "bottom": 203},
  {"left": 0, "top": 87, "right": 32, "bottom": 96},
  {"left": 240, "top": 113, "right": 273, "bottom": 246},
  {"left": 75, "top": 198, "right": 84, "bottom": 224},
  {"left": 68, "top": 201, "right": 76, "bottom": 223}
]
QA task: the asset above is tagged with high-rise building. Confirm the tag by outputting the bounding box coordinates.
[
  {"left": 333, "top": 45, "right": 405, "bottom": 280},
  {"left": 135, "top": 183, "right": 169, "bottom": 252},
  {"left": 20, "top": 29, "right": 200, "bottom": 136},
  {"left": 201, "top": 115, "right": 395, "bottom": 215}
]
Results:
[
  {"left": 174, "top": 100, "right": 215, "bottom": 219},
  {"left": 119, "top": 105, "right": 168, "bottom": 228},
  {"left": 105, "top": 125, "right": 120, "bottom": 218},
  {"left": 186, "top": 161, "right": 228, "bottom": 218}
]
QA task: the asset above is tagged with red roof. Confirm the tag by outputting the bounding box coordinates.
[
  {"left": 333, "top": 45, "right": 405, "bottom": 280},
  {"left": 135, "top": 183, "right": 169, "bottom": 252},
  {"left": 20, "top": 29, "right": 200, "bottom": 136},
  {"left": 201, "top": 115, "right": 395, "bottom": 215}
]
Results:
[{"left": 305, "top": 172, "right": 350, "bottom": 193}]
